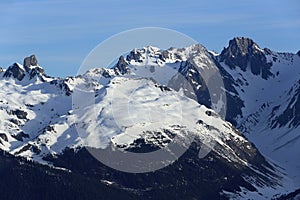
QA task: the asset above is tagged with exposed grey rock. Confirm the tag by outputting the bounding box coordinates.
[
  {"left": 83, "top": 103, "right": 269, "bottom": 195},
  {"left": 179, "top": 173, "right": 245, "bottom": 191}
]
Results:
[
  {"left": 44, "top": 125, "right": 55, "bottom": 132},
  {"left": 50, "top": 79, "right": 72, "bottom": 96},
  {"left": 23, "top": 54, "right": 38, "bottom": 72},
  {"left": 127, "top": 49, "right": 143, "bottom": 62},
  {"left": 0, "top": 67, "right": 3, "bottom": 73},
  {"left": 176, "top": 60, "right": 211, "bottom": 107},
  {"left": 3, "top": 63, "right": 25, "bottom": 81},
  {"left": 9, "top": 118, "right": 21, "bottom": 125},
  {"left": 0, "top": 133, "right": 8, "bottom": 142},
  {"left": 159, "top": 50, "right": 171, "bottom": 61},
  {"left": 102, "top": 69, "right": 111, "bottom": 78},
  {"left": 3, "top": 55, "right": 46, "bottom": 81},
  {"left": 219, "top": 37, "right": 273, "bottom": 80},
  {"left": 297, "top": 50, "right": 300, "bottom": 57},
  {"left": 159, "top": 47, "right": 183, "bottom": 62},
  {"left": 11, "top": 109, "right": 28, "bottom": 119},
  {"left": 263, "top": 48, "right": 272, "bottom": 55},
  {"left": 271, "top": 80, "right": 300, "bottom": 128},
  {"left": 114, "top": 56, "right": 130, "bottom": 75},
  {"left": 29, "top": 67, "right": 45, "bottom": 79},
  {"left": 11, "top": 132, "right": 29, "bottom": 142},
  {"left": 212, "top": 58, "right": 245, "bottom": 126},
  {"left": 15, "top": 143, "right": 40, "bottom": 155}
]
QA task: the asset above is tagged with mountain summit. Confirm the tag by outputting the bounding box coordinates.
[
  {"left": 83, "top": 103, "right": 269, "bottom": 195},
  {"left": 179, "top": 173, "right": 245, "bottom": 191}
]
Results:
[
  {"left": 2, "top": 54, "right": 46, "bottom": 82},
  {"left": 219, "top": 37, "right": 273, "bottom": 79}
]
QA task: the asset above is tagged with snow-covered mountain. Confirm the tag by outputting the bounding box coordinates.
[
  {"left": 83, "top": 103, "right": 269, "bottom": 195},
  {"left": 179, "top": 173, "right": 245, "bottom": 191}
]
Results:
[
  {"left": 217, "top": 37, "right": 300, "bottom": 189},
  {"left": 0, "top": 38, "right": 299, "bottom": 199}
]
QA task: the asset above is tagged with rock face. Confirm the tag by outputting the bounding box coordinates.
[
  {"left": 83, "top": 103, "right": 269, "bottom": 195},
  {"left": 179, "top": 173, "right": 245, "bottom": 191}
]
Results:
[
  {"left": 127, "top": 49, "right": 144, "bottom": 62},
  {"left": 171, "top": 60, "right": 211, "bottom": 108},
  {"left": 3, "top": 63, "right": 25, "bottom": 81},
  {"left": 271, "top": 80, "right": 300, "bottom": 128},
  {"left": 11, "top": 132, "right": 29, "bottom": 142},
  {"left": 2, "top": 55, "right": 46, "bottom": 81},
  {"left": 0, "top": 133, "right": 8, "bottom": 142},
  {"left": 23, "top": 54, "right": 38, "bottom": 72},
  {"left": 297, "top": 50, "right": 300, "bottom": 57},
  {"left": 213, "top": 60, "right": 245, "bottom": 126},
  {"left": 113, "top": 56, "right": 130, "bottom": 75},
  {"left": 29, "top": 67, "right": 45, "bottom": 79},
  {"left": 219, "top": 37, "right": 273, "bottom": 79},
  {"left": 11, "top": 109, "right": 28, "bottom": 119}
]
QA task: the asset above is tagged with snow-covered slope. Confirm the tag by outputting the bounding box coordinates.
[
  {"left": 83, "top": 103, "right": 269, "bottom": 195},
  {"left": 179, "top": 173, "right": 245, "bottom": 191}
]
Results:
[
  {"left": 0, "top": 59, "right": 82, "bottom": 162},
  {"left": 0, "top": 40, "right": 298, "bottom": 199},
  {"left": 0, "top": 53, "right": 259, "bottom": 169}
]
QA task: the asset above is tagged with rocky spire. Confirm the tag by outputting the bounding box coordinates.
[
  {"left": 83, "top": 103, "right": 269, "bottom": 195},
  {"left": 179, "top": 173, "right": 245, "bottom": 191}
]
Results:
[
  {"left": 23, "top": 54, "right": 38, "bottom": 72},
  {"left": 114, "top": 56, "right": 130, "bottom": 75},
  {"left": 3, "top": 54, "right": 45, "bottom": 81}
]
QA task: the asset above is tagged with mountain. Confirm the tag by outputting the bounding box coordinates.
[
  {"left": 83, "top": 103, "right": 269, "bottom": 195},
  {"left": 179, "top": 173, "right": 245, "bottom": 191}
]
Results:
[
  {"left": 217, "top": 37, "right": 300, "bottom": 188},
  {"left": 0, "top": 37, "right": 299, "bottom": 199}
]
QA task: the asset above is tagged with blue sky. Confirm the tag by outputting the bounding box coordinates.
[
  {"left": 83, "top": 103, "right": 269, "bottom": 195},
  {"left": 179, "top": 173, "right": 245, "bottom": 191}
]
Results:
[{"left": 0, "top": 0, "right": 299, "bottom": 78}]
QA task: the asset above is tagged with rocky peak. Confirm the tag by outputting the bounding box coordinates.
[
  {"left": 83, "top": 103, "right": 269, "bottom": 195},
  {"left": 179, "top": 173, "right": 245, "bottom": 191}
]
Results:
[
  {"left": 127, "top": 48, "right": 144, "bottom": 63},
  {"left": 228, "top": 37, "right": 257, "bottom": 55},
  {"left": 297, "top": 50, "right": 300, "bottom": 57},
  {"left": 3, "top": 55, "right": 45, "bottom": 81},
  {"left": 3, "top": 63, "right": 25, "bottom": 81},
  {"left": 23, "top": 54, "right": 38, "bottom": 72},
  {"left": 113, "top": 56, "right": 130, "bottom": 75},
  {"left": 126, "top": 46, "right": 161, "bottom": 63},
  {"left": 219, "top": 37, "right": 273, "bottom": 79},
  {"left": 145, "top": 46, "right": 161, "bottom": 54}
]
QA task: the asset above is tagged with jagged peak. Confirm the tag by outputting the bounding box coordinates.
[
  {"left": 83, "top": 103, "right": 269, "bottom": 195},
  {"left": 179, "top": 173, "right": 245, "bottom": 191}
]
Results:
[
  {"left": 113, "top": 55, "right": 130, "bottom": 75},
  {"left": 143, "top": 45, "right": 161, "bottom": 54},
  {"left": 2, "top": 55, "right": 46, "bottom": 82},
  {"left": 3, "top": 62, "right": 25, "bottom": 81},
  {"left": 223, "top": 37, "right": 262, "bottom": 56},
  {"left": 126, "top": 44, "right": 209, "bottom": 65},
  {"left": 181, "top": 43, "right": 206, "bottom": 52},
  {"left": 219, "top": 37, "right": 273, "bottom": 79}
]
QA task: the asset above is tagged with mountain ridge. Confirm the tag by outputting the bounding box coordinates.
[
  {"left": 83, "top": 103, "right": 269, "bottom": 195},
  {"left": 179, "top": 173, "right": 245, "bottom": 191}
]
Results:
[{"left": 0, "top": 37, "right": 299, "bottom": 199}]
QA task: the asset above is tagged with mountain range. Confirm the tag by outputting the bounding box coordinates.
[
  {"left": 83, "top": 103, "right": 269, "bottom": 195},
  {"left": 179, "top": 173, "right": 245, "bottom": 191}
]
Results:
[{"left": 0, "top": 37, "right": 299, "bottom": 199}]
